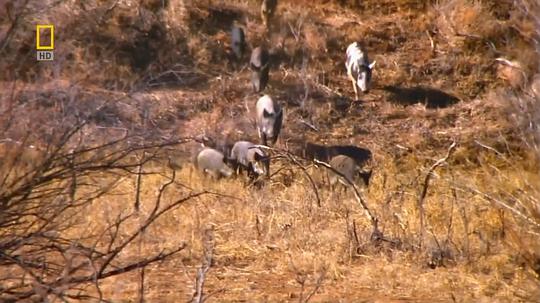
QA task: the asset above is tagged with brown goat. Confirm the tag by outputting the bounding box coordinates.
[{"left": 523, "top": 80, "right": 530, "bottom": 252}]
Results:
[
  {"left": 328, "top": 155, "right": 372, "bottom": 192},
  {"left": 303, "top": 142, "right": 372, "bottom": 168}
]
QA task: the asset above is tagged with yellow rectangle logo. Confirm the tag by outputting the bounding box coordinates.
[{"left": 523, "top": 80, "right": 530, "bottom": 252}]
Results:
[{"left": 36, "top": 25, "right": 54, "bottom": 50}]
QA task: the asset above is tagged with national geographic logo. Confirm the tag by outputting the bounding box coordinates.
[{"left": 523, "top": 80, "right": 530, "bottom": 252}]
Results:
[{"left": 36, "top": 24, "right": 54, "bottom": 61}]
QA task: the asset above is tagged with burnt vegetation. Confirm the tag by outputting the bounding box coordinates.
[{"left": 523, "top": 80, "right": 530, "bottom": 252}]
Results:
[{"left": 1, "top": 0, "right": 540, "bottom": 301}]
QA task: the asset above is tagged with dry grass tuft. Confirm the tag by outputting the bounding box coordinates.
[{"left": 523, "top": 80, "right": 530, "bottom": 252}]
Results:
[{"left": 434, "top": 0, "right": 498, "bottom": 48}]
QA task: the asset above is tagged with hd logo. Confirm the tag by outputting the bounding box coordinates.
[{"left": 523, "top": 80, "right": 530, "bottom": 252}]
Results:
[{"left": 36, "top": 24, "right": 54, "bottom": 61}]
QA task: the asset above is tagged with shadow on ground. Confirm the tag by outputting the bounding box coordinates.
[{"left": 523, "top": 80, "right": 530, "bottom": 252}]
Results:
[{"left": 383, "top": 85, "right": 460, "bottom": 108}]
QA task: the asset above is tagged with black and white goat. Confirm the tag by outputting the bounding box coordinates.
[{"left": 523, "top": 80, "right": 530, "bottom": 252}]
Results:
[
  {"left": 345, "top": 42, "right": 376, "bottom": 100},
  {"left": 256, "top": 94, "right": 283, "bottom": 146},
  {"left": 230, "top": 141, "right": 269, "bottom": 179}
]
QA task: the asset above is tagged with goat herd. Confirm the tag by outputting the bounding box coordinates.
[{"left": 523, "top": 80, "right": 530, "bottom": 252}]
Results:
[{"left": 192, "top": 0, "right": 375, "bottom": 191}]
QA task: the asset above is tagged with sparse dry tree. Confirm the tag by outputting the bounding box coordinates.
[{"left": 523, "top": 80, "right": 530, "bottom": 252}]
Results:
[
  {"left": 190, "top": 225, "right": 218, "bottom": 303},
  {"left": 0, "top": 86, "right": 212, "bottom": 301},
  {"left": 293, "top": 265, "right": 326, "bottom": 303},
  {"left": 417, "top": 141, "right": 457, "bottom": 248}
]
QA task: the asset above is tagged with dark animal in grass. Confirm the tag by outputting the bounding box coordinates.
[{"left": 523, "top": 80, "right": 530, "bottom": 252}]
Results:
[
  {"left": 250, "top": 46, "right": 270, "bottom": 92},
  {"left": 303, "top": 142, "right": 372, "bottom": 168},
  {"left": 256, "top": 94, "right": 283, "bottom": 146},
  {"left": 328, "top": 154, "right": 372, "bottom": 192},
  {"left": 231, "top": 24, "right": 246, "bottom": 62},
  {"left": 261, "top": 0, "right": 278, "bottom": 29}
]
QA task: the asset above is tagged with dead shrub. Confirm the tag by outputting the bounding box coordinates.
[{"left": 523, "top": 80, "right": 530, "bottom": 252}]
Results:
[
  {"left": 495, "top": 59, "right": 528, "bottom": 90},
  {"left": 434, "top": 0, "right": 501, "bottom": 48},
  {"left": 304, "top": 23, "right": 327, "bottom": 58}
]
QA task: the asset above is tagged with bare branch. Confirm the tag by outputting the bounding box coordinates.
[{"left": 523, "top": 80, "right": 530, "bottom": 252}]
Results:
[
  {"left": 0, "top": 0, "right": 31, "bottom": 54},
  {"left": 417, "top": 141, "right": 457, "bottom": 247},
  {"left": 302, "top": 268, "right": 326, "bottom": 303},
  {"left": 255, "top": 145, "right": 322, "bottom": 207},
  {"left": 452, "top": 183, "right": 540, "bottom": 231},
  {"left": 191, "top": 226, "right": 215, "bottom": 303},
  {"left": 134, "top": 152, "right": 144, "bottom": 211},
  {"left": 299, "top": 119, "right": 319, "bottom": 132},
  {"left": 314, "top": 158, "right": 379, "bottom": 230}
]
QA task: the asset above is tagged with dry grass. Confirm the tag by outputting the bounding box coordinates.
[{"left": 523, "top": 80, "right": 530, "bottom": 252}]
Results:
[
  {"left": 72, "top": 153, "right": 540, "bottom": 301},
  {"left": 1, "top": 0, "right": 540, "bottom": 301}
]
